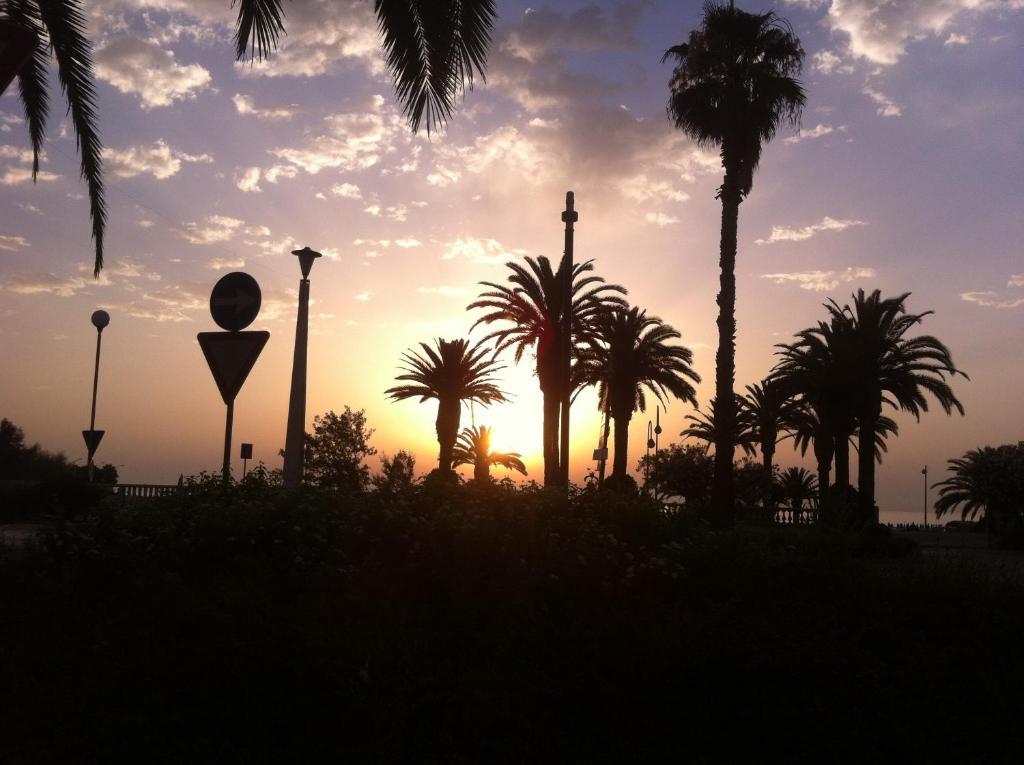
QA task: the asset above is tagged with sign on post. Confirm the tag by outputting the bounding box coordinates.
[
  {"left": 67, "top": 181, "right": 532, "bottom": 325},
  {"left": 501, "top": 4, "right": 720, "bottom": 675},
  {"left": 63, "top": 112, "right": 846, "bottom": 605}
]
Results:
[
  {"left": 198, "top": 272, "right": 268, "bottom": 481},
  {"left": 83, "top": 429, "right": 105, "bottom": 459}
]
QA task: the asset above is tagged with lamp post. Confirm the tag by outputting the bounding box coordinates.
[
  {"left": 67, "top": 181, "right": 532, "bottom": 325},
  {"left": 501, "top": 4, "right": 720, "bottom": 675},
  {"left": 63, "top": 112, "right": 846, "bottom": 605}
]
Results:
[
  {"left": 283, "top": 246, "right": 322, "bottom": 487},
  {"left": 645, "top": 420, "right": 655, "bottom": 492},
  {"left": 83, "top": 310, "right": 109, "bottom": 482},
  {"left": 654, "top": 406, "right": 662, "bottom": 453},
  {"left": 922, "top": 466, "right": 928, "bottom": 528}
]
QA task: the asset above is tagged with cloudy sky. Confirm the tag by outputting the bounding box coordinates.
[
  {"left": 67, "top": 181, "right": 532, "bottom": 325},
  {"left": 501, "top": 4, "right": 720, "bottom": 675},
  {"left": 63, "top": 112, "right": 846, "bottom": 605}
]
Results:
[{"left": 2, "top": 0, "right": 1022, "bottom": 520}]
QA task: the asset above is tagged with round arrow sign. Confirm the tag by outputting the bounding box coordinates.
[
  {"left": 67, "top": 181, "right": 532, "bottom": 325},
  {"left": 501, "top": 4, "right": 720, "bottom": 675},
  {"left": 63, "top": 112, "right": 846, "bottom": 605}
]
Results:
[{"left": 210, "top": 272, "right": 261, "bottom": 331}]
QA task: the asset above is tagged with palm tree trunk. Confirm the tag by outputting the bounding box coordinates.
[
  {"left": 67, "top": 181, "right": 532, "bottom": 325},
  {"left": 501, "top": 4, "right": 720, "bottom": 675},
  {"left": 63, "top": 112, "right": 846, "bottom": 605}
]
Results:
[
  {"left": 813, "top": 422, "right": 834, "bottom": 519},
  {"left": 474, "top": 457, "right": 489, "bottom": 482},
  {"left": 436, "top": 397, "right": 460, "bottom": 472},
  {"left": 710, "top": 172, "right": 742, "bottom": 526},
  {"left": 542, "top": 390, "right": 560, "bottom": 486},
  {"left": 858, "top": 418, "right": 878, "bottom": 524},
  {"left": 763, "top": 439, "right": 775, "bottom": 472},
  {"left": 611, "top": 410, "right": 631, "bottom": 481},
  {"left": 834, "top": 430, "right": 850, "bottom": 495}
]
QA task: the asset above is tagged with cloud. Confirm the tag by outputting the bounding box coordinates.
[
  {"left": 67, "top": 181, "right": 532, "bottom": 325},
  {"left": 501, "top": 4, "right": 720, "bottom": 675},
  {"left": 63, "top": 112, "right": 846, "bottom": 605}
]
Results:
[
  {"left": 105, "top": 140, "right": 212, "bottom": 179},
  {"left": 644, "top": 212, "right": 679, "bottom": 227},
  {"left": 620, "top": 174, "right": 689, "bottom": 203},
  {"left": 395, "top": 238, "right": 421, "bottom": 248},
  {"left": 822, "top": 0, "right": 1016, "bottom": 65},
  {"left": 232, "top": 94, "right": 299, "bottom": 120},
  {"left": 235, "top": 167, "right": 262, "bottom": 193},
  {"left": 354, "top": 291, "right": 372, "bottom": 301},
  {"left": 95, "top": 36, "right": 211, "bottom": 108},
  {"left": 812, "top": 49, "right": 854, "bottom": 75},
  {"left": 504, "top": 2, "right": 650, "bottom": 62},
  {"left": 418, "top": 286, "right": 465, "bottom": 297},
  {"left": 863, "top": 87, "right": 902, "bottom": 117},
  {"left": 329, "top": 182, "right": 362, "bottom": 199},
  {"left": 363, "top": 204, "right": 407, "bottom": 221},
  {"left": 1009, "top": 274, "right": 1024, "bottom": 288},
  {"left": 17, "top": 203, "right": 41, "bottom": 215},
  {"left": 0, "top": 167, "right": 60, "bottom": 185},
  {"left": 0, "top": 234, "right": 31, "bottom": 251},
  {"left": 762, "top": 267, "right": 877, "bottom": 292},
  {"left": 960, "top": 291, "right": 1024, "bottom": 309},
  {"left": 207, "top": 257, "right": 246, "bottom": 270},
  {"left": 784, "top": 124, "right": 842, "bottom": 144},
  {"left": 945, "top": 33, "right": 970, "bottom": 45},
  {"left": 175, "top": 215, "right": 244, "bottom": 245},
  {"left": 2, "top": 272, "right": 85, "bottom": 296},
  {"left": 756, "top": 216, "right": 867, "bottom": 245},
  {"left": 441, "top": 237, "right": 527, "bottom": 265}
]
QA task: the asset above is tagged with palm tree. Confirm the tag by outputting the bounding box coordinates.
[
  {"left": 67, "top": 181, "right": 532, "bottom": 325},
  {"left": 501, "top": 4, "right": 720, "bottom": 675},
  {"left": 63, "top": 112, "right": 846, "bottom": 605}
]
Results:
[
  {"left": 664, "top": 2, "right": 804, "bottom": 524},
  {"left": 741, "top": 380, "right": 798, "bottom": 471},
  {"left": 577, "top": 307, "right": 700, "bottom": 482},
  {"left": 681, "top": 395, "right": 756, "bottom": 457},
  {"left": 778, "top": 466, "right": 817, "bottom": 521},
  {"left": 467, "top": 256, "right": 625, "bottom": 486},
  {"left": 385, "top": 338, "right": 506, "bottom": 473},
  {"left": 3, "top": 0, "right": 106, "bottom": 274},
  {"left": 234, "top": 0, "right": 496, "bottom": 133},
  {"left": 934, "top": 444, "right": 1024, "bottom": 538},
  {"left": 451, "top": 425, "right": 527, "bottom": 482}
]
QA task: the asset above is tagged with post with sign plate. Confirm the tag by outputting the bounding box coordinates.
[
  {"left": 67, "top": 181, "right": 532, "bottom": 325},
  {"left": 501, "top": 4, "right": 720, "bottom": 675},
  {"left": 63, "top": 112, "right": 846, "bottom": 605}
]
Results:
[
  {"left": 83, "top": 310, "right": 110, "bottom": 481},
  {"left": 241, "top": 442, "right": 253, "bottom": 478},
  {"left": 283, "top": 246, "right": 322, "bottom": 487},
  {"left": 199, "top": 272, "right": 268, "bottom": 482}
]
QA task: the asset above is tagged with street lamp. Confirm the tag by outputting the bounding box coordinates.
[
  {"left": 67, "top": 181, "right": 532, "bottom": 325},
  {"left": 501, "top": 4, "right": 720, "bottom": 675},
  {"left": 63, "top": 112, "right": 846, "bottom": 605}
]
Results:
[
  {"left": 283, "top": 246, "right": 322, "bottom": 487},
  {"left": 645, "top": 420, "right": 655, "bottom": 491},
  {"left": 83, "top": 310, "right": 109, "bottom": 482}
]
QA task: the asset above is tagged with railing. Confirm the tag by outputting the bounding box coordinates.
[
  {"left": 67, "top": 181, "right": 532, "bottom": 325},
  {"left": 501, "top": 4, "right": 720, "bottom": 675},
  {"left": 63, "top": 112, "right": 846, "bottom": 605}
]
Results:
[
  {"left": 772, "top": 508, "right": 817, "bottom": 526},
  {"left": 113, "top": 484, "right": 182, "bottom": 503}
]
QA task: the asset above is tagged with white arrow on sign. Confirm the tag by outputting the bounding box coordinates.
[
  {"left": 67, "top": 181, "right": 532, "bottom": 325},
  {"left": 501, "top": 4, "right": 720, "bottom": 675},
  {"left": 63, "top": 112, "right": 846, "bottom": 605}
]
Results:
[{"left": 213, "top": 288, "right": 257, "bottom": 313}]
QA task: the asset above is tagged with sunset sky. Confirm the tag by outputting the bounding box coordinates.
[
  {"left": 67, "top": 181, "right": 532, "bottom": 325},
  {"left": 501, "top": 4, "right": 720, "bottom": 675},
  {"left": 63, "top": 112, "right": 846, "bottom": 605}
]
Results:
[{"left": 1, "top": 0, "right": 1022, "bottom": 521}]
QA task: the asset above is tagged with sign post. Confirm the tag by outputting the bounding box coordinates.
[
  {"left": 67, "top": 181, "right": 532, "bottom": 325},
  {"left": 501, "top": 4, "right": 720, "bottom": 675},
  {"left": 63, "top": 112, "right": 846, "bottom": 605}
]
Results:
[
  {"left": 240, "top": 443, "right": 253, "bottom": 478},
  {"left": 199, "top": 272, "right": 268, "bottom": 482},
  {"left": 83, "top": 310, "right": 109, "bottom": 482}
]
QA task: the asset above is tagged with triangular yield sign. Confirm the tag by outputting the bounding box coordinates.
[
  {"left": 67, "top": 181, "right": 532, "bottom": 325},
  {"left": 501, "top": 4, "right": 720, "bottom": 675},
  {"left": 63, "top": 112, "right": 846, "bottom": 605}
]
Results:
[
  {"left": 82, "top": 429, "right": 105, "bottom": 458},
  {"left": 197, "top": 331, "right": 269, "bottom": 405}
]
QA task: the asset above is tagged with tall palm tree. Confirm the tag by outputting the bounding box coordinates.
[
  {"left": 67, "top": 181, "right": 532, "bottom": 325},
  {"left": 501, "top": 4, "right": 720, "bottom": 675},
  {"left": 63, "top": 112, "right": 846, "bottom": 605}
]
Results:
[
  {"left": 385, "top": 338, "right": 506, "bottom": 473},
  {"left": 235, "top": 0, "right": 496, "bottom": 133},
  {"left": 467, "top": 255, "right": 625, "bottom": 486},
  {"left": 577, "top": 307, "right": 700, "bottom": 482},
  {"left": 778, "top": 466, "right": 817, "bottom": 519},
  {"left": 819, "top": 290, "right": 966, "bottom": 521},
  {"left": 664, "top": 2, "right": 804, "bottom": 524},
  {"left": 451, "top": 425, "right": 527, "bottom": 482},
  {"left": 741, "top": 379, "right": 798, "bottom": 471},
  {"left": 3, "top": 0, "right": 105, "bottom": 274},
  {"left": 681, "top": 395, "right": 756, "bottom": 457}
]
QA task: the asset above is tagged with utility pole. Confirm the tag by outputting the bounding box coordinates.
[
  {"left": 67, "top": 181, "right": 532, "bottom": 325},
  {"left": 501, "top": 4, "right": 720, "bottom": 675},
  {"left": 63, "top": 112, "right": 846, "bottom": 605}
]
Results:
[
  {"left": 560, "top": 191, "right": 577, "bottom": 488},
  {"left": 283, "top": 246, "right": 322, "bottom": 487}
]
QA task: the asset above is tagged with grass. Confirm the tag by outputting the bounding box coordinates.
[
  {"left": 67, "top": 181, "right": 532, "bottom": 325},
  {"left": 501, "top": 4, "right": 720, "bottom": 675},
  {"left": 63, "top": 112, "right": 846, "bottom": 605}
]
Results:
[{"left": 2, "top": 477, "right": 1023, "bottom": 763}]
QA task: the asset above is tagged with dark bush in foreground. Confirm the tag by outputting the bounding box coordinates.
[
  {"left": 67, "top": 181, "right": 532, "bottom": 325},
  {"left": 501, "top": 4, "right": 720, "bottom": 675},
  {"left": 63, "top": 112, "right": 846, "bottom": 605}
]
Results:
[{"left": 2, "top": 478, "right": 1023, "bottom": 763}]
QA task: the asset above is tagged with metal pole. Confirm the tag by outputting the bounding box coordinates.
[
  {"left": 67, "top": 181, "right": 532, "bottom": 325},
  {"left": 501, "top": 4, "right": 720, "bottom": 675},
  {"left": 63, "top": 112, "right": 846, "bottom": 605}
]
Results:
[
  {"left": 222, "top": 400, "right": 234, "bottom": 483},
  {"left": 87, "top": 328, "right": 102, "bottom": 481},
  {"left": 560, "top": 191, "right": 577, "bottom": 489},
  {"left": 598, "top": 405, "right": 610, "bottom": 486},
  {"left": 922, "top": 466, "right": 928, "bottom": 528},
  {"left": 283, "top": 278, "right": 310, "bottom": 486}
]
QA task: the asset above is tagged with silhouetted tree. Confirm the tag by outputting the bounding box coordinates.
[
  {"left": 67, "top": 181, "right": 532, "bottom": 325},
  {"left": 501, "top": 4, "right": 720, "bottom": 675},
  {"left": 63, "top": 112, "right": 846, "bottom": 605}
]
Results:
[
  {"left": 741, "top": 379, "right": 799, "bottom": 471},
  {"left": 826, "top": 289, "right": 966, "bottom": 521},
  {"left": 373, "top": 450, "right": 417, "bottom": 493},
  {"left": 386, "top": 338, "right": 506, "bottom": 474},
  {"left": 577, "top": 307, "right": 700, "bottom": 483},
  {"left": 468, "top": 256, "right": 625, "bottom": 486},
  {"left": 2, "top": 0, "right": 106, "bottom": 273},
  {"left": 682, "top": 395, "right": 755, "bottom": 457},
  {"left": 301, "top": 408, "right": 377, "bottom": 492},
  {"left": 642, "top": 443, "right": 713, "bottom": 505},
  {"left": 779, "top": 466, "right": 817, "bottom": 517},
  {"left": 934, "top": 443, "right": 1024, "bottom": 541},
  {"left": 664, "top": 1, "right": 804, "bottom": 524},
  {"left": 451, "top": 425, "right": 526, "bottom": 481},
  {"left": 234, "top": 0, "right": 496, "bottom": 132}
]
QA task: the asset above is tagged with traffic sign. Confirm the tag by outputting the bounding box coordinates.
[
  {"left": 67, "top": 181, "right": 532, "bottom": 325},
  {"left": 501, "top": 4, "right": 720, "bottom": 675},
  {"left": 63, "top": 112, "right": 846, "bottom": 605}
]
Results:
[
  {"left": 198, "top": 331, "right": 269, "bottom": 404},
  {"left": 240, "top": 443, "right": 253, "bottom": 460},
  {"left": 82, "top": 429, "right": 105, "bottom": 459},
  {"left": 210, "top": 272, "right": 261, "bottom": 331}
]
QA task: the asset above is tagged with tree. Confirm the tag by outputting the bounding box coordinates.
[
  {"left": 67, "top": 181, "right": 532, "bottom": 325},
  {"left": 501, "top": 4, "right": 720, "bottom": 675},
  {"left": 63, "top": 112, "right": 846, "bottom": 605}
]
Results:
[
  {"left": 451, "top": 425, "right": 526, "bottom": 482},
  {"left": 301, "top": 408, "right": 377, "bottom": 492},
  {"left": 642, "top": 443, "right": 713, "bottom": 506},
  {"left": 577, "top": 306, "right": 700, "bottom": 483},
  {"left": 2, "top": 0, "right": 106, "bottom": 274},
  {"left": 235, "top": 0, "right": 496, "bottom": 133},
  {"left": 467, "top": 255, "right": 625, "bottom": 486},
  {"left": 681, "top": 395, "right": 755, "bottom": 457},
  {"left": 778, "top": 466, "right": 817, "bottom": 520},
  {"left": 741, "top": 380, "right": 799, "bottom": 471},
  {"left": 386, "top": 338, "right": 506, "bottom": 474},
  {"left": 664, "top": 1, "right": 805, "bottom": 524},
  {"left": 934, "top": 443, "right": 1024, "bottom": 542},
  {"left": 826, "top": 289, "right": 966, "bottom": 521},
  {"left": 373, "top": 450, "right": 417, "bottom": 493}
]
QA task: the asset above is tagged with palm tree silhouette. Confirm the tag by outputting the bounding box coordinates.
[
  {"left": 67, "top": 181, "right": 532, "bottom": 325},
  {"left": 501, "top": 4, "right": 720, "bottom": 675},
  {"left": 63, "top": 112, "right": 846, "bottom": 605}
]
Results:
[
  {"left": 934, "top": 444, "right": 1024, "bottom": 538},
  {"left": 3, "top": 0, "right": 105, "bottom": 274},
  {"left": 386, "top": 338, "right": 506, "bottom": 474},
  {"left": 468, "top": 255, "right": 625, "bottom": 486},
  {"left": 451, "top": 425, "right": 527, "bottom": 482},
  {"left": 824, "top": 289, "right": 966, "bottom": 521},
  {"left": 779, "top": 466, "right": 817, "bottom": 520},
  {"left": 577, "top": 307, "right": 700, "bottom": 482},
  {"left": 741, "top": 380, "right": 799, "bottom": 472},
  {"left": 235, "top": 0, "right": 496, "bottom": 133},
  {"left": 664, "top": 2, "right": 804, "bottom": 523},
  {"left": 682, "top": 395, "right": 755, "bottom": 458}
]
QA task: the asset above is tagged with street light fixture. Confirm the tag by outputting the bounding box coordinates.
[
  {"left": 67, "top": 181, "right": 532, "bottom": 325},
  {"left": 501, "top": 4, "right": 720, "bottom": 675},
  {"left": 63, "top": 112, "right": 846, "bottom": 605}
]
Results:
[
  {"left": 83, "top": 310, "right": 110, "bottom": 481},
  {"left": 283, "top": 246, "right": 322, "bottom": 487}
]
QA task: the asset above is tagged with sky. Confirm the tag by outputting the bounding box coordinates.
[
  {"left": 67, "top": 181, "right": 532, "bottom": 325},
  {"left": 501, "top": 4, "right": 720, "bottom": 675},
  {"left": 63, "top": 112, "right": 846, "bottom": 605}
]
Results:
[{"left": 1, "top": 0, "right": 1022, "bottom": 522}]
